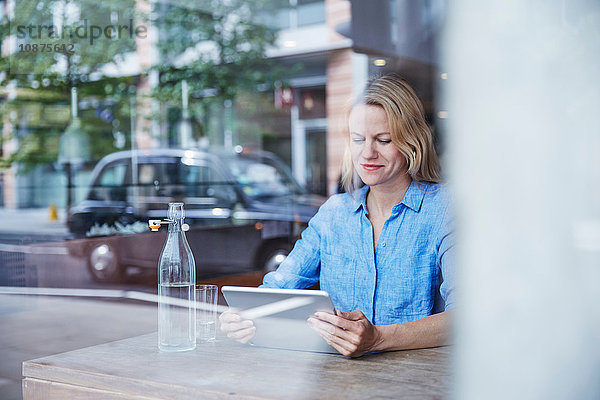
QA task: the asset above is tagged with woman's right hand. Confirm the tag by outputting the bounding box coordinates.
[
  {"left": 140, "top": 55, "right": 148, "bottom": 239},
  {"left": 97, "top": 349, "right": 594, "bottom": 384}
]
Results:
[{"left": 219, "top": 311, "right": 256, "bottom": 344}]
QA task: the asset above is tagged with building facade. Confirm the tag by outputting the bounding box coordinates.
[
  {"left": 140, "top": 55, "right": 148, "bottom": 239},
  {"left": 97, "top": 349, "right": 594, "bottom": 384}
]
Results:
[{"left": 0, "top": 0, "right": 441, "bottom": 207}]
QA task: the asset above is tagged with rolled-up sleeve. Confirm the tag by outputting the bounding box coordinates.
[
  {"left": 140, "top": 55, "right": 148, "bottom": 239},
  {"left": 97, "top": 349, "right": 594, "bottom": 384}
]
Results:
[{"left": 260, "top": 206, "right": 325, "bottom": 289}]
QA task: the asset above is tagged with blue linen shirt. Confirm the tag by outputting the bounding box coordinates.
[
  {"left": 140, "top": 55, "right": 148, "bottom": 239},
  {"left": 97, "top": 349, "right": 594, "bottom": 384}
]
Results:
[{"left": 261, "top": 181, "right": 455, "bottom": 325}]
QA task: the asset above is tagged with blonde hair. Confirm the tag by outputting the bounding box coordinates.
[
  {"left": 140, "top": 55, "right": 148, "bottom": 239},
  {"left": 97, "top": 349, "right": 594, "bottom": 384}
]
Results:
[{"left": 341, "top": 74, "right": 441, "bottom": 194}]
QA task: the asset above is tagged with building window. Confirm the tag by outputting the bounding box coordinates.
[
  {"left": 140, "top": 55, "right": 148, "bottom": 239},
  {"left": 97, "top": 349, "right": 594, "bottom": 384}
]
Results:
[
  {"left": 298, "top": 87, "right": 326, "bottom": 120},
  {"left": 257, "top": 0, "right": 325, "bottom": 30},
  {"left": 297, "top": 0, "right": 325, "bottom": 27}
]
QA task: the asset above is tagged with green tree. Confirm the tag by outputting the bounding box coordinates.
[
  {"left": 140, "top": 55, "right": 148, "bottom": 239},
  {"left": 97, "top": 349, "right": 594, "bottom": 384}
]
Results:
[
  {"left": 1, "top": 0, "right": 293, "bottom": 170},
  {"left": 0, "top": 0, "right": 140, "bottom": 170},
  {"left": 149, "top": 0, "right": 294, "bottom": 143}
]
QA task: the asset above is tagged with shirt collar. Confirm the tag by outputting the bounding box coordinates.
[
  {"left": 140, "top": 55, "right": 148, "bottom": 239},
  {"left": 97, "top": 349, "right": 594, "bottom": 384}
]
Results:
[
  {"left": 395, "top": 180, "right": 426, "bottom": 213},
  {"left": 351, "top": 185, "right": 368, "bottom": 213},
  {"left": 352, "top": 180, "right": 426, "bottom": 214}
]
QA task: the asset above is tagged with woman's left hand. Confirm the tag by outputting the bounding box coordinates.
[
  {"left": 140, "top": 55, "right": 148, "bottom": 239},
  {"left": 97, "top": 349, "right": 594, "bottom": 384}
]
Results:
[{"left": 307, "top": 310, "right": 383, "bottom": 357}]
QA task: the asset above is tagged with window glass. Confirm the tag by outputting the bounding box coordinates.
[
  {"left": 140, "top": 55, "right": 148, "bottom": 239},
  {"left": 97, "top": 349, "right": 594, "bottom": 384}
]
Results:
[
  {"left": 0, "top": 0, "right": 361, "bottom": 372},
  {"left": 225, "top": 156, "right": 305, "bottom": 199},
  {"left": 134, "top": 160, "right": 180, "bottom": 202},
  {"left": 180, "top": 163, "right": 212, "bottom": 185},
  {"left": 257, "top": 7, "right": 291, "bottom": 30},
  {"left": 180, "top": 163, "right": 212, "bottom": 197},
  {"left": 99, "top": 163, "right": 127, "bottom": 187},
  {"left": 181, "top": 163, "right": 237, "bottom": 204},
  {"left": 297, "top": 0, "right": 325, "bottom": 27},
  {"left": 137, "top": 162, "right": 177, "bottom": 186},
  {"left": 138, "top": 164, "right": 157, "bottom": 185},
  {"left": 298, "top": 87, "right": 326, "bottom": 119},
  {"left": 91, "top": 162, "right": 129, "bottom": 201}
]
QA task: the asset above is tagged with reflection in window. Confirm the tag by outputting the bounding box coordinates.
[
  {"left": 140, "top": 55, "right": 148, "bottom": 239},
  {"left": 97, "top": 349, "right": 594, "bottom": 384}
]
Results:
[
  {"left": 297, "top": 0, "right": 325, "bottom": 27},
  {"left": 257, "top": 6, "right": 291, "bottom": 30},
  {"left": 138, "top": 165, "right": 156, "bottom": 185},
  {"left": 136, "top": 161, "right": 177, "bottom": 200},
  {"left": 226, "top": 157, "right": 305, "bottom": 199},
  {"left": 180, "top": 164, "right": 214, "bottom": 198},
  {"left": 92, "top": 162, "right": 128, "bottom": 201},
  {"left": 99, "top": 163, "right": 126, "bottom": 186},
  {"left": 256, "top": 0, "right": 324, "bottom": 29}
]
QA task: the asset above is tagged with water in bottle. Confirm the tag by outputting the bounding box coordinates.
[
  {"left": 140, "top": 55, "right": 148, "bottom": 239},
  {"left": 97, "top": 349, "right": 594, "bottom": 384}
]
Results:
[{"left": 157, "top": 203, "right": 196, "bottom": 351}]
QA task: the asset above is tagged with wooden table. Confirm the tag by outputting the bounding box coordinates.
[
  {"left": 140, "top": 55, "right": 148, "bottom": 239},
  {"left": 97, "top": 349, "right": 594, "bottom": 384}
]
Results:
[{"left": 22, "top": 333, "right": 450, "bottom": 399}]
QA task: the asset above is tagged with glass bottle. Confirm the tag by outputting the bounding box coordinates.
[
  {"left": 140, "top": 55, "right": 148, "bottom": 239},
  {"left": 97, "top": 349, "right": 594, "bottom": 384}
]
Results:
[{"left": 158, "top": 202, "right": 196, "bottom": 351}]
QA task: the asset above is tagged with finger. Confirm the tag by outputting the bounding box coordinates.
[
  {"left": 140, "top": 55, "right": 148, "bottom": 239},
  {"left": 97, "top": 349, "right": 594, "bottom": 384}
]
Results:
[
  {"left": 227, "top": 326, "right": 256, "bottom": 343},
  {"left": 313, "top": 312, "right": 344, "bottom": 326},
  {"left": 308, "top": 322, "right": 356, "bottom": 356},
  {"left": 313, "top": 312, "right": 360, "bottom": 332},
  {"left": 238, "top": 332, "right": 255, "bottom": 344},
  {"left": 324, "top": 337, "right": 353, "bottom": 357},
  {"left": 336, "top": 310, "right": 366, "bottom": 321},
  {"left": 227, "top": 325, "right": 255, "bottom": 339},
  {"left": 219, "top": 312, "right": 241, "bottom": 323},
  {"left": 220, "top": 319, "right": 253, "bottom": 333},
  {"left": 308, "top": 317, "right": 358, "bottom": 344}
]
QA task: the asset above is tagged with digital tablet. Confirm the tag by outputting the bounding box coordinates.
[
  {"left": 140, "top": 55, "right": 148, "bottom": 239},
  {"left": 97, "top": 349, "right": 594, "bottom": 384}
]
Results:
[{"left": 221, "top": 286, "right": 337, "bottom": 354}]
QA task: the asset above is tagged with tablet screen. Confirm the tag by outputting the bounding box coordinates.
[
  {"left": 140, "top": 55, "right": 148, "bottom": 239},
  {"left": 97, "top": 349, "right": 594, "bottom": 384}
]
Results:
[{"left": 221, "top": 286, "right": 337, "bottom": 353}]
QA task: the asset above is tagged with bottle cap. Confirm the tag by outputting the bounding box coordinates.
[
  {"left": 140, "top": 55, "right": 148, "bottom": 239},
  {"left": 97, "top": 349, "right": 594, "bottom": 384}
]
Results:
[{"left": 149, "top": 219, "right": 162, "bottom": 231}]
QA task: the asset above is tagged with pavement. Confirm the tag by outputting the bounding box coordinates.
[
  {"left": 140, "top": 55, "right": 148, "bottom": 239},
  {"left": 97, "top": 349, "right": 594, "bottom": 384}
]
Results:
[{"left": 0, "top": 207, "right": 70, "bottom": 244}]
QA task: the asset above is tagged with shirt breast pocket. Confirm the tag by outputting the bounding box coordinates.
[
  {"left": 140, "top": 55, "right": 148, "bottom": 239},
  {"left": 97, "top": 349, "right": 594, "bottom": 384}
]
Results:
[{"left": 319, "top": 251, "right": 357, "bottom": 312}]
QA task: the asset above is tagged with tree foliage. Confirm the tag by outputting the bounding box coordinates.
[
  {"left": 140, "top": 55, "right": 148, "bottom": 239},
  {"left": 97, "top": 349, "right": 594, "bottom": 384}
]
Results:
[
  {"left": 150, "top": 0, "right": 290, "bottom": 104},
  {"left": 1, "top": 0, "right": 290, "bottom": 171}
]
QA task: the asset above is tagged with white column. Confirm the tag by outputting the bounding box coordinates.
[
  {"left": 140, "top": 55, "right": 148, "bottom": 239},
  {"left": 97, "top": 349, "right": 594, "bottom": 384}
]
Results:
[
  {"left": 291, "top": 104, "right": 306, "bottom": 186},
  {"left": 180, "top": 80, "right": 192, "bottom": 148},
  {"left": 445, "top": 1, "right": 600, "bottom": 399},
  {"left": 223, "top": 99, "right": 233, "bottom": 149},
  {"left": 351, "top": 52, "right": 369, "bottom": 99}
]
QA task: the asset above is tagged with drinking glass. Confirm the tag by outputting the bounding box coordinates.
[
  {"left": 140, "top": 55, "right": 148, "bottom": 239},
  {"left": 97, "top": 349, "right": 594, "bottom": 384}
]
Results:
[{"left": 195, "top": 284, "right": 218, "bottom": 343}]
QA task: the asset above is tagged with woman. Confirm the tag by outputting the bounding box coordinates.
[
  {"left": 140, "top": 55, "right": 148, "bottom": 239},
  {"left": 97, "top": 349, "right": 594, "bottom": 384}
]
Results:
[{"left": 221, "top": 74, "right": 455, "bottom": 357}]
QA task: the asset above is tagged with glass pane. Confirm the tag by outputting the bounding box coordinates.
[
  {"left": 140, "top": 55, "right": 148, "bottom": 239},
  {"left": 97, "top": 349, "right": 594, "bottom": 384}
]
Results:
[
  {"left": 137, "top": 161, "right": 177, "bottom": 186},
  {"left": 99, "top": 163, "right": 127, "bottom": 187},
  {"left": 180, "top": 164, "right": 211, "bottom": 197},
  {"left": 298, "top": 87, "right": 326, "bottom": 119},
  {"left": 90, "top": 162, "right": 129, "bottom": 202},
  {"left": 257, "top": 8, "right": 291, "bottom": 30},
  {"left": 225, "top": 156, "right": 305, "bottom": 199},
  {"left": 297, "top": 1, "right": 325, "bottom": 27}
]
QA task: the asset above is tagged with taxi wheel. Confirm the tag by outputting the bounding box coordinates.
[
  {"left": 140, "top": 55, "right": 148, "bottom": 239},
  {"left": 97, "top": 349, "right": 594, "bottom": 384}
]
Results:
[
  {"left": 87, "top": 243, "right": 123, "bottom": 283},
  {"left": 259, "top": 242, "right": 292, "bottom": 272}
]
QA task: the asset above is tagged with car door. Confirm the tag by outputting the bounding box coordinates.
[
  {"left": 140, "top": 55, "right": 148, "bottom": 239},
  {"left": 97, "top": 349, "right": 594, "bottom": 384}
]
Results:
[{"left": 179, "top": 159, "right": 260, "bottom": 276}]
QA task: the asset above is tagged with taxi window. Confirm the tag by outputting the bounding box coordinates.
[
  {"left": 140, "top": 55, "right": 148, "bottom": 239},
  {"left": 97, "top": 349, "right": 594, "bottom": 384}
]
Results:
[
  {"left": 180, "top": 162, "right": 236, "bottom": 203},
  {"left": 90, "top": 162, "right": 129, "bottom": 201},
  {"left": 137, "top": 162, "right": 177, "bottom": 186},
  {"left": 99, "top": 163, "right": 127, "bottom": 186}
]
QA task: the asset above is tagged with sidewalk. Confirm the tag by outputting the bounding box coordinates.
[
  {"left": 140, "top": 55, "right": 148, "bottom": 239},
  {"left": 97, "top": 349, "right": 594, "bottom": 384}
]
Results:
[
  {"left": 0, "top": 294, "right": 157, "bottom": 400},
  {"left": 0, "top": 207, "right": 70, "bottom": 244}
]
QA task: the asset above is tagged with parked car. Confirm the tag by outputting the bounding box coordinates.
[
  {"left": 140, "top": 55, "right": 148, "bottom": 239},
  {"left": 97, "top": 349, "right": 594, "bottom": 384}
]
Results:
[{"left": 67, "top": 148, "right": 326, "bottom": 283}]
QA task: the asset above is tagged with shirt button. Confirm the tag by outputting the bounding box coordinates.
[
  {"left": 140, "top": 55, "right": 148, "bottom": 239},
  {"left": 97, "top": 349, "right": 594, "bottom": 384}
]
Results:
[{"left": 381, "top": 242, "right": 386, "bottom": 247}]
